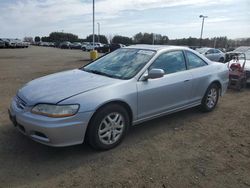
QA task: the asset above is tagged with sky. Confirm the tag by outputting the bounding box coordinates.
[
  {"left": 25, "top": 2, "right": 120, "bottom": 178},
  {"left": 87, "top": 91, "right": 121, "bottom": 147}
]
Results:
[{"left": 0, "top": 0, "right": 249, "bottom": 40}]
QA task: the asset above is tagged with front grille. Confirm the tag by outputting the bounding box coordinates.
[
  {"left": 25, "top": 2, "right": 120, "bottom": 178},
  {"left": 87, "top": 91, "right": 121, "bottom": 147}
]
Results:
[{"left": 15, "top": 95, "right": 27, "bottom": 110}]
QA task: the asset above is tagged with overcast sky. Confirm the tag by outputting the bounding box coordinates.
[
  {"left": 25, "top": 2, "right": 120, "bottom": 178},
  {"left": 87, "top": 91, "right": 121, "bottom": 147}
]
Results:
[{"left": 0, "top": 0, "right": 249, "bottom": 39}]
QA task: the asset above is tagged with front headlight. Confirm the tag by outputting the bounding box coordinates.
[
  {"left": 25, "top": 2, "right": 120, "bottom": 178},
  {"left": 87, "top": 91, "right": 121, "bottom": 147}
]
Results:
[{"left": 31, "top": 104, "right": 80, "bottom": 118}]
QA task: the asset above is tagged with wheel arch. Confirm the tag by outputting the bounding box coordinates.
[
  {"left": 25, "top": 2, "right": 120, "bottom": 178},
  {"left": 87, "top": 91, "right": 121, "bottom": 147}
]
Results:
[{"left": 210, "top": 80, "right": 222, "bottom": 95}]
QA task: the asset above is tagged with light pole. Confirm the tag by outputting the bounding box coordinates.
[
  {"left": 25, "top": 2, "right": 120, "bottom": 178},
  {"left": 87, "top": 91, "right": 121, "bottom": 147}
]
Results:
[
  {"left": 97, "top": 22, "right": 100, "bottom": 43},
  {"left": 199, "top": 15, "right": 208, "bottom": 47},
  {"left": 92, "top": 0, "right": 95, "bottom": 49},
  {"left": 90, "top": 0, "right": 98, "bottom": 60},
  {"left": 152, "top": 33, "right": 155, "bottom": 45}
]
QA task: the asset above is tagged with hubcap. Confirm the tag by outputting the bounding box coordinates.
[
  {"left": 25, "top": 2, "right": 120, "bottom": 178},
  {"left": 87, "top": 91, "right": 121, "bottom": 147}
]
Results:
[
  {"left": 98, "top": 112, "right": 125, "bottom": 145},
  {"left": 206, "top": 88, "right": 217, "bottom": 109}
]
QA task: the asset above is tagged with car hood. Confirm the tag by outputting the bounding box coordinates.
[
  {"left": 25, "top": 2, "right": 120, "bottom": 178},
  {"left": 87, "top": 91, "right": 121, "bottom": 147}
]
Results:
[{"left": 18, "top": 69, "right": 119, "bottom": 105}]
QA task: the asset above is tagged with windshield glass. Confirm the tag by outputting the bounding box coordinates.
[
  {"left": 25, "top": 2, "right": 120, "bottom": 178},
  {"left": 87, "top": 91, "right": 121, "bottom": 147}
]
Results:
[{"left": 82, "top": 48, "right": 156, "bottom": 79}]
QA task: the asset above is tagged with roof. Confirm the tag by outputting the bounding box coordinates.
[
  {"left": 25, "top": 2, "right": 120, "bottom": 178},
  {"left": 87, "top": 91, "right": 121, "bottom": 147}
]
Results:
[
  {"left": 234, "top": 46, "right": 250, "bottom": 53},
  {"left": 125, "top": 44, "right": 189, "bottom": 51}
]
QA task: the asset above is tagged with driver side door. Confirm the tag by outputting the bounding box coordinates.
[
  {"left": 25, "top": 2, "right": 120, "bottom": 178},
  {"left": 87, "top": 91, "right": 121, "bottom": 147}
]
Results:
[{"left": 137, "top": 50, "right": 193, "bottom": 120}]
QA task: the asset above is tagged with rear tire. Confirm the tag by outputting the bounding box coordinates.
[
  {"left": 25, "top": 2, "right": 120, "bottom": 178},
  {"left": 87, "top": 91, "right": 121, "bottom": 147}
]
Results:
[
  {"left": 200, "top": 83, "right": 219, "bottom": 112},
  {"left": 87, "top": 104, "right": 130, "bottom": 150}
]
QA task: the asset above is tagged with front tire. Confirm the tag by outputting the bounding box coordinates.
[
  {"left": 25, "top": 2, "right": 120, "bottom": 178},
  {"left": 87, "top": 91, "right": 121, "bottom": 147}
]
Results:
[
  {"left": 200, "top": 83, "right": 219, "bottom": 112},
  {"left": 87, "top": 104, "right": 130, "bottom": 150}
]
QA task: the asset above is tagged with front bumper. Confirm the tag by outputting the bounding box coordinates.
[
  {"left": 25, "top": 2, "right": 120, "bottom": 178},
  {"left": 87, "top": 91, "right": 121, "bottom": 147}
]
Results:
[{"left": 9, "top": 99, "right": 94, "bottom": 147}]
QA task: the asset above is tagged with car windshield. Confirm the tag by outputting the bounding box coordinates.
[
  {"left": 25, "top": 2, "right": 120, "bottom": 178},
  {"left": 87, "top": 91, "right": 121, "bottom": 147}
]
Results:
[
  {"left": 82, "top": 48, "right": 156, "bottom": 80},
  {"left": 196, "top": 48, "right": 210, "bottom": 53}
]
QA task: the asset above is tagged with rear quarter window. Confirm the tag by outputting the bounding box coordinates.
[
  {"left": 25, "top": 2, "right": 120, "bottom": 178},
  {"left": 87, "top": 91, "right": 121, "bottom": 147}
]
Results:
[{"left": 186, "top": 51, "right": 208, "bottom": 69}]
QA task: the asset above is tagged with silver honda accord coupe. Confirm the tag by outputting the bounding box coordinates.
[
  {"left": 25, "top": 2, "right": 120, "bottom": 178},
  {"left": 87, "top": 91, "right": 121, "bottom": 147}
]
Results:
[{"left": 9, "top": 45, "right": 229, "bottom": 150}]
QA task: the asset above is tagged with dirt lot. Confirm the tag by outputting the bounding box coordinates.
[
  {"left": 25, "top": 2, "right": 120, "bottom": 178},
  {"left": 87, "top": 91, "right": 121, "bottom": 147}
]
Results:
[{"left": 0, "top": 46, "right": 250, "bottom": 188}]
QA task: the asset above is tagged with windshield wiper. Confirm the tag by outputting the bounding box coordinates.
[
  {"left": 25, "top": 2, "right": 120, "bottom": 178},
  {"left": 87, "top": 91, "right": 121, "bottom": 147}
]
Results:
[{"left": 83, "top": 68, "right": 118, "bottom": 78}]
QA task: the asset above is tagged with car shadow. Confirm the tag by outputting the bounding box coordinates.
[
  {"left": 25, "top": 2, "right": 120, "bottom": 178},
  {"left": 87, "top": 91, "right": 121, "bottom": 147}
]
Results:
[{"left": 0, "top": 106, "right": 202, "bottom": 187}]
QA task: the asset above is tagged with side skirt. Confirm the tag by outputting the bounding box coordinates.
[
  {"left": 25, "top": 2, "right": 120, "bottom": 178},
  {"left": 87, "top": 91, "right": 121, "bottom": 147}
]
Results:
[{"left": 132, "top": 101, "right": 201, "bottom": 126}]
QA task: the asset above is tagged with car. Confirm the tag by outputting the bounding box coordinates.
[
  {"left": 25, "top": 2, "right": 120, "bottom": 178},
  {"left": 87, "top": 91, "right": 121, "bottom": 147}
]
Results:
[
  {"left": 49, "top": 42, "right": 55, "bottom": 47},
  {"left": 0, "top": 39, "right": 5, "bottom": 48},
  {"left": 40, "top": 42, "right": 50, "bottom": 47},
  {"left": 97, "top": 43, "right": 126, "bottom": 53},
  {"left": 97, "top": 44, "right": 110, "bottom": 53},
  {"left": 110, "top": 43, "right": 126, "bottom": 52},
  {"left": 22, "top": 42, "right": 29, "bottom": 48},
  {"left": 81, "top": 42, "right": 90, "bottom": 51},
  {"left": 1, "top": 39, "right": 10, "bottom": 47},
  {"left": 196, "top": 47, "right": 225, "bottom": 62},
  {"left": 9, "top": 45, "right": 229, "bottom": 150},
  {"left": 13, "top": 39, "right": 25, "bottom": 48},
  {"left": 226, "top": 46, "right": 250, "bottom": 84},
  {"left": 59, "top": 41, "right": 71, "bottom": 49},
  {"left": 85, "top": 42, "right": 103, "bottom": 51},
  {"left": 4, "top": 39, "right": 17, "bottom": 48},
  {"left": 70, "top": 42, "right": 82, "bottom": 49}
]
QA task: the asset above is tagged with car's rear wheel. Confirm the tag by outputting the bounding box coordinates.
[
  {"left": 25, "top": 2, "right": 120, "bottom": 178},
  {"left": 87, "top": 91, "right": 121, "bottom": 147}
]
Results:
[
  {"left": 87, "top": 104, "right": 130, "bottom": 150},
  {"left": 200, "top": 83, "right": 219, "bottom": 112}
]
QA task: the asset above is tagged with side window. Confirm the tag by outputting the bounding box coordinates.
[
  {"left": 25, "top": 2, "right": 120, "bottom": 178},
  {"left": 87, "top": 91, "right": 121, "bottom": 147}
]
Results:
[
  {"left": 214, "top": 49, "right": 220, "bottom": 53},
  {"left": 149, "top": 51, "right": 186, "bottom": 74},
  {"left": 207, "top": 49, "right": 214, "bottom": 54},
  {"left": 186, "top": 51, "right": 207, "bottom": 69}
]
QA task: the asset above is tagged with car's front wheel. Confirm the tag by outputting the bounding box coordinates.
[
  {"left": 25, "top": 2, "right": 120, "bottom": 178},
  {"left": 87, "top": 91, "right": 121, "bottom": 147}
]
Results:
[
  {"left": 201, "top": 83, "right": 219, "bottom": 112},
  {"left": 87, "top": 104, "right": 130, "bottom": 150}
]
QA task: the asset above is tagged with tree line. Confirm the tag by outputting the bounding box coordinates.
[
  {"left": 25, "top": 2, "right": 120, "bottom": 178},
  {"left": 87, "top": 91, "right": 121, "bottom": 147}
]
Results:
[{"left": 32, "top": 32, "right": 250, "bottom": 49}]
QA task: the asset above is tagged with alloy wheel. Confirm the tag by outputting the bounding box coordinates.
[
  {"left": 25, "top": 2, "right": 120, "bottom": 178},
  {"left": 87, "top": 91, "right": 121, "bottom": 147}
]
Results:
[
  {"left": 206, "top": 88, "right": 218, "bottom": 109},
  {"left": 98, "top": 112, "right": 125, "bottom": 145}
]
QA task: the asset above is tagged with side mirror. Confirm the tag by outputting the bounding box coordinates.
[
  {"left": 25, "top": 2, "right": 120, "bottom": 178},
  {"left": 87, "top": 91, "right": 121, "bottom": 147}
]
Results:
[{"left": 143, "top": 69, "right": 165, "bottom": 80}]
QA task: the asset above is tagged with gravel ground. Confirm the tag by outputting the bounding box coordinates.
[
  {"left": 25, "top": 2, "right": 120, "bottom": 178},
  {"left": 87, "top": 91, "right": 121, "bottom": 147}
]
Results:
[{"left": 0, "top": 46, "right": 250, "bottom": 188}]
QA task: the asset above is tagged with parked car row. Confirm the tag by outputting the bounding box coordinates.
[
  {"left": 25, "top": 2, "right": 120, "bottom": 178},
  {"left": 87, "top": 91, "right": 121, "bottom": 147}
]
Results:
[
  {"left": 38, "top": 42, "right": 56, "bottom": 47},
  {"left": 0, "top": 38, "right": 29, "bottom": 48},
  {"left": 38, "top": 41, "right": 126, "bottom": 53}
]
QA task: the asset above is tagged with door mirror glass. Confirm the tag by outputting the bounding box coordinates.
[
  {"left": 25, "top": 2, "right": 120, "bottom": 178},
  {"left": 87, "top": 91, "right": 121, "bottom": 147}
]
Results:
[{"left": 143, "top": 69, "right": 165, "bottom": 80}]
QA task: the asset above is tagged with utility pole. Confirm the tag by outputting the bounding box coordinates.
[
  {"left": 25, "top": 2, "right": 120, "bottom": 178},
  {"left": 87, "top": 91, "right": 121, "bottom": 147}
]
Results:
[
  {"left": 90, "top": 0, "right": 98, "bottom": 60},
  {"left": 199, "top": 15, "right": 208, "bottom": 47},
  {"left": 92, "top": 0, "right": 95, "bottom": 49}
]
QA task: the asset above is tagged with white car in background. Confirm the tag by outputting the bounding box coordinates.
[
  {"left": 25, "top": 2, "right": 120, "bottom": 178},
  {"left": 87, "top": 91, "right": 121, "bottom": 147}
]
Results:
[
  {"left": 81, "top": 42, "right": 90, "bottom": 51},
  {"left": 85, "top": 42, "right": 103, "bottom": 51}
]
